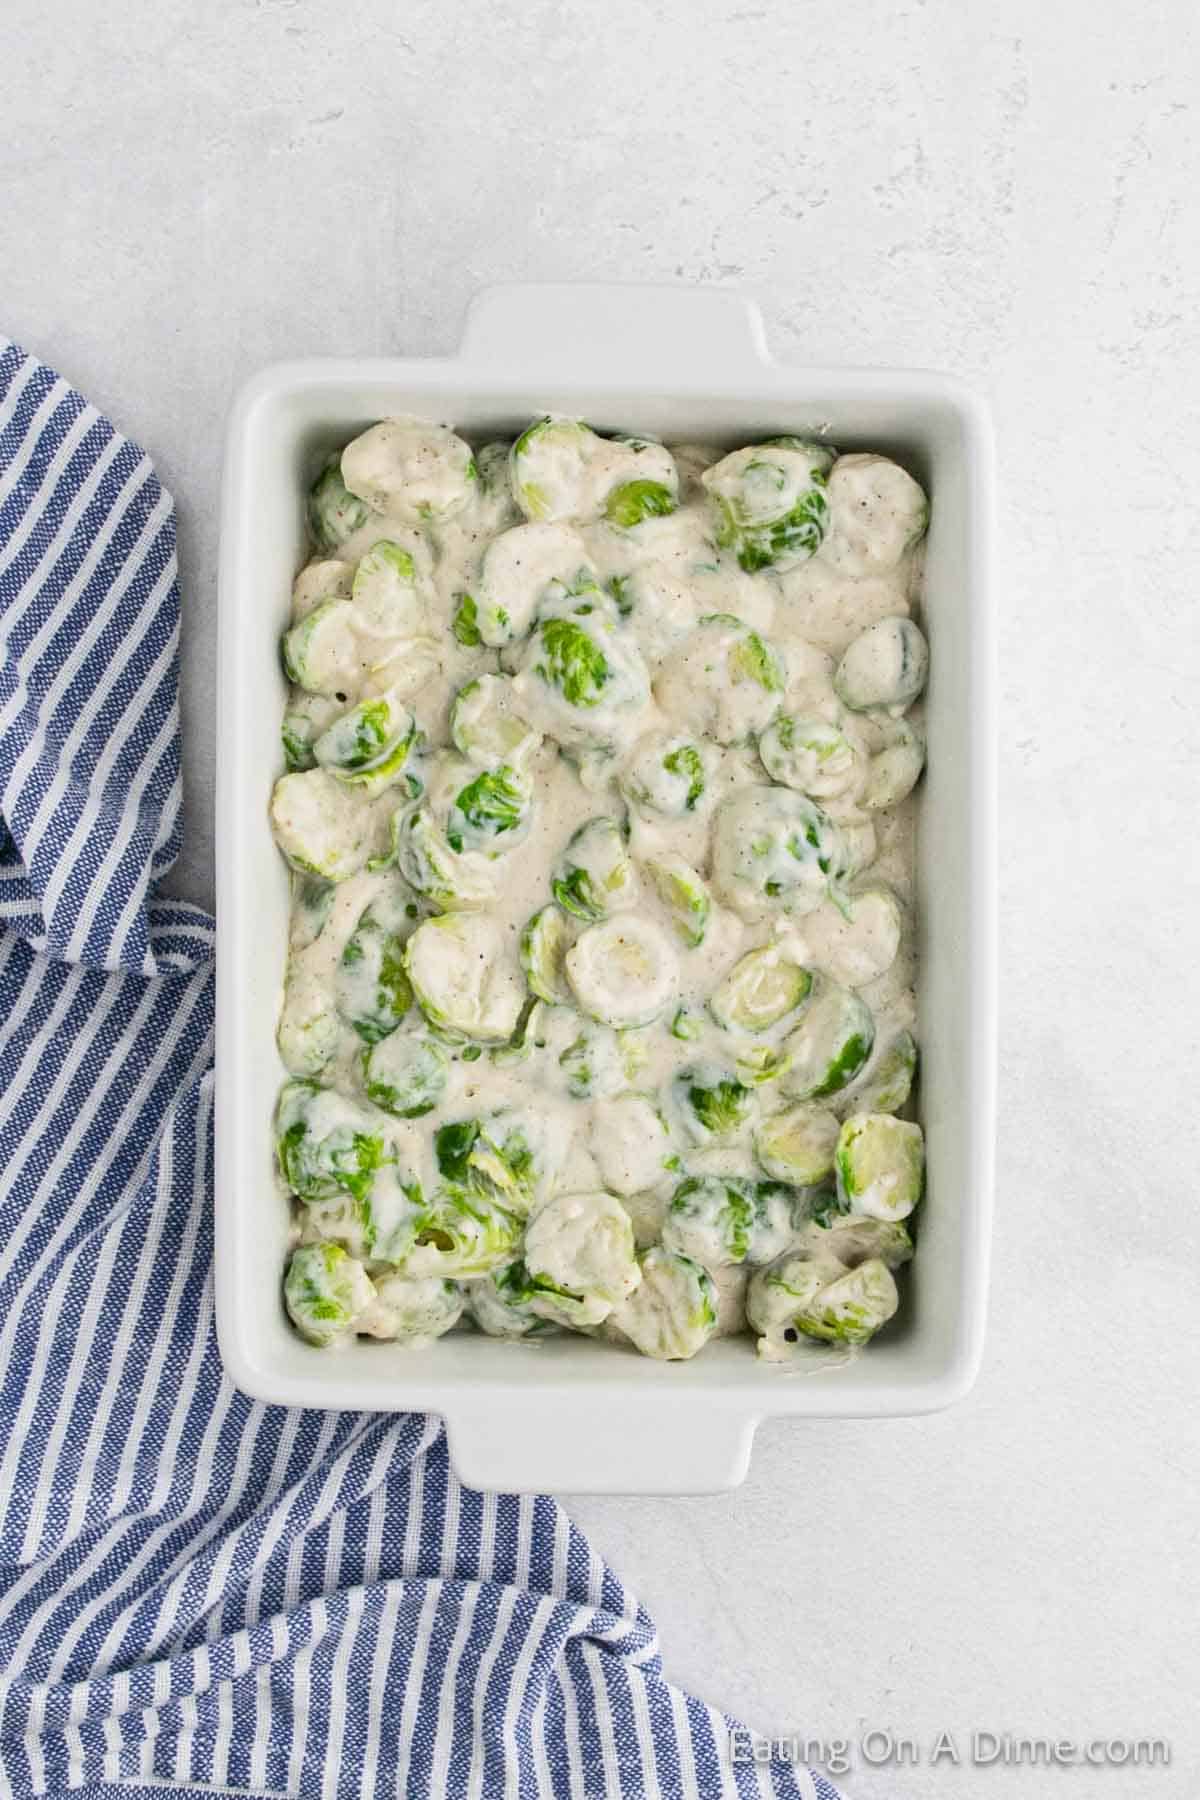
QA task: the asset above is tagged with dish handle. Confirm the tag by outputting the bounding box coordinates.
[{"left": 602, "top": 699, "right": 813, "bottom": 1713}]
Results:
[
  {"left": 442, "top": 1395, "right": 760, "bottom": 1496},
  {"left": 457, "top": 281, "right": 772, "bottom": 384}
]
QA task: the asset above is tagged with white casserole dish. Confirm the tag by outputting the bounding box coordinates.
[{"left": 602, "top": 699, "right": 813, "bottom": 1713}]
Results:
[{"left": 215, "top": 283, "right": 995, "bottom": 1495}]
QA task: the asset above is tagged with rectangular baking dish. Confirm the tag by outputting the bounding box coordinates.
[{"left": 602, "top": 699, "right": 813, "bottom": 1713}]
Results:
[{"left": 215, "top": 282, "right": 995, "bottom": 1495}]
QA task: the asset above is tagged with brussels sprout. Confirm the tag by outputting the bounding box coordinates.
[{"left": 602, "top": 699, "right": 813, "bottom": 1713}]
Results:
[
  {"left": 362, "top": 1030, "right": 448, "bottom": 1117},
  {"left": 291, "top": 872, "right": 338, "bottom": 947},
  {"left": 670, "top": 1004, "right": 704, "bottom": 1042},
  {"left": 270, "top": 771, "right": 373, "bottom": 882},
  {"left": 757, "top": 713, "right": 862, "bottom": 800},
  {"left": 404, "top": 912, "right": 524, "bottom": 1042},
  {"left": 794, "top": 1259, "right": 900, "bottom": 1344},
  {"left": 475, "top": 438, "right": 515, "bottom": 496},
  {"left": 612, "top": 1246, "right": 718, "bottom": 1360},
  {"left": 803, "top": 885, "right": 903, "bottom": 989},
  {"left": 558, "top": 1023, "right": 636, "bottom": 1099},
  {"left": 701, "top": 441, "right": 833, "bottom": 572},
  {"left": 452, "top": 593, "right": 481, "bottom": 646},
  {"left": 565, "top": 914, "right": 679, "bottom": 1028},
  {"left": 781, "top": 977, "right": 875, "bottom": 1100},
  {"left": 839, "top": 819, "right": 879, "bottom": 880},
  {"left": 745, "top": 1249, "right": 847, "bottom": 1344},
  {"left": 860, "top": 719, "right": 926, "bottom": 812},
  {"left": 747, "top": 1249, "right": 899, "bottom": 1351},
  {"left": 844, "top": 1028, "right": 918, "bottom": 1116},
  {"left": 515, "top": 593, "right": 651, "bottom": 751},
  {"left": 281, "top": 598, "right": 361, "bottom": 698},
  {"left": 467, "top": 1260, "right": 558, "bottom": 1339},
  {"left": 711, "top": 787, "right": 847, "bottom": 920},
  {"left": 340, "top": 417, "right": 476, "bottom": 522},
  {"left": 551, "top": 817, "right": 639, "bottom": 920},
  {"left": 284, "top": 1243, "right": 375, "bottom": 1346},
  {"left": 348, "top": 539, "right": 428, "bottom": 645},
  {"left": 641, "top": 854, "right": 710, "bottom": 948},
  {"left": 449, "top": 674, "right": 541, "bottom": 770},
  {"left": 393, "top": 806, "right": 498, "bottom": 910},
  {"left": 361, "top": 1274, "right": 463, "bottom": 1342},
  {"left": 301, "top": 1160, "right": 427, "bottom": 1266},
  {"left": 404, "top": 1186, "right": 523, "bottom": 1279},
  {"left": 835, "top": 1113, "right": 924, "bottom": 1221},
  {"left": 709, "top": 944, "right": 813, "bottom": 1033},
  {"left": 433, "top": 1111, "right": 556, "bottom": 1218},
  {"left": 276, "top": 1080, "right": 388, "bottom": 1207},
  {"left": 313, "top": 690, "right": 417, "bottom": 798},
  {"left": 308, "top": 455, "right": 371, "bottom": 551},
  {"left": 277, "top": 974, "right": 341, "bottom": 1076},
  {"left": 662, "top": 1175, "right": 803, "bottom": 1268},
  {"left": 621, "top": 733, "right": 716, "bottom": 817},
  {"left": 335, "top": 907, "right": 412, "bottom": 1042},
  {"left": 281, "top": 699, "right": 329, "bottom": 772},
  {"left": 807, "top": 1214, "right": 914, "bottom": 1272},
  {"left": 588, "top": 1092, "right": 674, "bottom": 1197},
  {"left": 292, "top": 558, "right": 355, "bottom": 621},
  {"left": 510, "top": 417, "right": 596, "bottom": 521},
  {"left": 819, "top": 454, "right": 928, "bottom": 576},
  {"left": 475, "top": 522, "right": 594, "bottom": 646},
  {"left": 605, "top": 479, "right": 678, "bottom": 529},
  {"left": 446, "top": 763, "right": 533, "bottom": 855},
  {"left": 655, "top": 616, "right": 786, "bottom": 747},
  {"left": 753, "top": 1103, "right": 840, "bottom": 1186},
  {"left": 672, "top": 1066, "right": 755, "bottom": 1142},
  {"left": 520, "top": 905, "right": 572, "bottom": 1004},
  {"left": 523, "top": 1190, "right": 641, "bottom": 1324},
  {"left": 834, "top": 617, "right": 929, "bottom": 713}
]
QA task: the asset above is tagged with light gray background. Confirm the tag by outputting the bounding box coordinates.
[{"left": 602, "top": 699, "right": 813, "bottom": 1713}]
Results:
[{"left": 4, "top": 2, "right": 1198, "bottom": 1795}]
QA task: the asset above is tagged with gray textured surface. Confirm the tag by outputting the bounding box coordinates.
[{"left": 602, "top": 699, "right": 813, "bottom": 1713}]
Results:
[{"left": 4, "top": 1, "right": 1199, "bottom": 1793}]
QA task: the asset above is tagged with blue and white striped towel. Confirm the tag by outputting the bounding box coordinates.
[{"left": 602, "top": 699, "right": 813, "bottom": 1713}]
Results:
[{"left": 0, "top": 339, "right": 845, "bottom": 1800}]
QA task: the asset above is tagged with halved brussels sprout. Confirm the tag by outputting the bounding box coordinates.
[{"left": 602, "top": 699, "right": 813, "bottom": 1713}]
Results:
[
  {"left": 523, "top": 1190, "right": 641, "bottom": 1324},
  {"left": 393, "top": 806, "right": 498, "bottom": 910},
  {"left": 781, "top": 977, "right": 875, "bottom": 1100},
  {"left": 860, "top": 719, "right": 926, "bottom": 812},
  {"left": 362, "top": 1031, "right": 449, "bottom": 1117},
  {"left": 510, "top": 417, "right": 596, "bottom": 521},
  {"left": 588, "top": 1092, "right": 674, "bottom": 1197},
  {"left": 290, "top": 872, "right": 337, "bottom": 947},
  {"left": 557, "top": 1023, "right": 638, "bottom": 1099},
  {"left": 747, "top": 1249, "right": 898, "bottom": 1352},
  {"left": 277, "top": 975, "right": 341, "bottom": 1076},
  {"left": 834, "top": 617, "right": 929, "bottom": 713},
  {"left": 361, "top": 1274, "right": 463, "bottom": 1342},
  {"left": 475, "top": 522, "right": 593, "bottom": 645},
  {"left": 446, "top": 763, "right": 533, "bottom": 855},
  {"left": 519, "top": 905, "right": 572, "bottom": 1004},
  {"left": 671, "top": 1066, "right": 755, "bottom": 1142},
  {"left": 403, "top": 1186, "right": 523, "bottom": 1278},
  {"left": 605, "top": 478, "right": 678, "bottom": 529},
  {"left": 404, "top": 912, "right": 524, "bottom": 1042},
  {"left": 655, "top": 616, "right": 787, "bottom": 746},
  {"left": 844, "top": 1028, "right": 918, "bottom": 1116},
  {"left": 270, "top": 771, "right": 373, "bottom": 882},
  {"left": 276, "top": 1079, "right": 387, "bottom": 1206},
  {"left": 670, "top": 1004, "right": 705, "bottom": 1042},
  {"left": 301, "top": 1160, "right": 427, "bottom": 1266},
  {"left": 753, "top": 1103, "right": 840, "bottom": 1186},
  {"left": 434, "top": 1111, "right": 558, "bottom": 1218},
  {"left": 701, "top": 441, "right": 833, "bottom": 572},
  {"left": 803, "top": 885, "right": 903, "bottom": 989},
  {"left": 285, "top": 1243, "right": 375, "bottom": 1346},
  {"left": 281, "top": 598, "right": 361, "bottom": 698},
  {"left": 515, "top": 593, "right": 651, "bottom": 751},
  {"left": 449, "top": 674, "right": 541, "bottom": 770},
  {"left": 711, "top": 787, "right": 847, "bottom": 920},
  {"left": 611, "top": 1246, "right": 718, "bottom": 1360},
  {"left": 642, "top": 855, "right": 712, "bottom": 947},
  {"left": 709, "top": 943, "right": 813, "bottom": 1034},
  {"left": 565, "top": 914, "right": 679, "bottom": 1028},
  {"left": 807, "top": 1214, "right": 914, "bottom": 1272},
  {"left": 757, "top": 713, "right": 862, "bottom": 800},
  {"left": 622, "top": 732, "right": 716, "bottom": 817},
  {"left": 335, "top": 906, "right": 412, "bottom": 1042},
  {"left": 552, "top": 817, "right": 639, "bottom": 920},
  {"left": 662, "top": 1175, "right": 803, "bottom": 1268},
  {"left": 467, "top": 1260, "right": 558, "bottom": 1339},
  {"left": 313, "top": 690, "right": 417, "bottom": 797},
  {"left": 340, "top": 417, "right": 476, "bottom": 522},
  {"left": 819, "top": 454, "right": 928, "bottom": 576},
  {"left": 348, "top": 542, "right": 427, "bottom": 648},
  {"left": 281, "top": 689, "right": 341, "bottom": 772},
  {"left": 835, "top": 1113, "right": 924, "bottom": 1221},
  {"left": 308, "top": 456, "right": 372, "bottom": 551},
  {"left": 291, "top": 559, "right": 356, "bottom": 625}
]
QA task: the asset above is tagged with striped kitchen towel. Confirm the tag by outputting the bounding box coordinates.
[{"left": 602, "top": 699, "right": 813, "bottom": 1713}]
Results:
[{"left": 0, "top": 339, "right": 844, "bottom": 1800}]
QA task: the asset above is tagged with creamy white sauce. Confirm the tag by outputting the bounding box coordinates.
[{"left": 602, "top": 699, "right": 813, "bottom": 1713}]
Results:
[{"left": 273, "top": 417, "right": 930, "bottom": 1359}]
